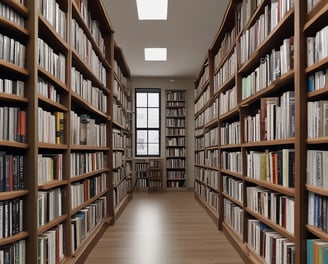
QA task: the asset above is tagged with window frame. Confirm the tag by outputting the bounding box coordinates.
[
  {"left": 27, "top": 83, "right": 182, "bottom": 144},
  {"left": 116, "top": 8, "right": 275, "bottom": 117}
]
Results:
[{"left": 135, "top": 88, "right": 161, "bottom": 157}]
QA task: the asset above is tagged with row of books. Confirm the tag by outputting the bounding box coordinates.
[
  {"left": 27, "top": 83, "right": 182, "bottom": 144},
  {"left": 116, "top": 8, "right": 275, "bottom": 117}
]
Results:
[
  {"left": 167, "top": 180, "right": 186, "bottom": 188},
  {"left": 166, "top": 128, "right": 185, "bottom": 137},
  {"left": 195, "top": 151, "right": 205, "bottom": 165},
  {"left": 71, "top": 19, "right": 106, "bottom": 86},
  {"left": 0, "top": 152, "right": 24, "bottom": 192},
  {"left": 166, "top": 101, "right": 185, "bottom": 108},
  {"left": 167, "top": 170, "right": 185, "bottom": 180},
  {"left": 113, "top": 60, "right": 128, "bottom": 88},
  {"left": 38, "top": 224, "right": 64, "bottom": 264},
  {"left": 308, "top": 192, "right": 328, "bottom": 233},
  {"left": 214, "top": 48, "right": 237, "bottom": 94},
  {"left": 113, "top": 80, "right": 129, "bottom": 110},
  {"left": 238, "top": 2, "right": 294, "bottom": 66},
  {"left": 195, "top": 167, "right": 219, "bottom": 190},
  {"left": 71, "top": 151, "right": 107, "bottom": 178},
  {"left": 204, "top": 98, "right": 219, "bottom": 124},
  {"left": 236, "top": 0, "right": 261, "bottom": 34},
  {"left": 38, "top": 108, "right": 64, "bottom": 144},
  {"left": 136, "top": 179, "right": 147, "bottom": 188},
  {"left": 165, "top": 137, "right": 185, "bottom": 147},
  {"left": 38, "top": 38, "right": 65, "bottom": 83},
  {"left": 38, "top": 154, "right": 62, "bottom": 185},
  {"left": 308, "top": 67, "right": 328, "bottom": 92},
  {"left": 221, "top": 151, "right": 242, "bottom": 174},
  {"left": 166, "top": 147, "right": 185, "bottom": 157},
  {"left": 206, "top": 149, "right": 219, "bottom": 168},
  {"left": 71, "top": 111, "right": 107, "bottom": 146},
  {"left": 307, "top": 238, "right": 328, "bottom": 264},
  {"left": 71, "top": 196, "right": 107, "bottom": 252},
  {"left": 38, "top": 0, "right": 67, "bottom": 41},
  {"left": 0, "top": 240, "right": 25, "bottom": 264},
  {"left": 241, "top": 37, "right": 294, "bottom": 99},
  {"left": 0, "top": 198, "right": 23, "bottom": 239},
  {"left": 221, "top": 121, "right": 241, "bottom": 145},
  {"left": 74, "top": 0, "right": 105, "bottom": 55},
  {"left": 244, "top": 91, "right": 295, "bottom": 142},
  {"left": 307, "top": 150, "right": 328, "bottom": 189},
  {"left": 219, "top": 86, "right": 237, "bottom": 116},
  {"left": 166, "top": 108, "right": 185, "bottom": 117},
  {"left": 112, "top": 128, "right": 123, "bottom": 148},
  {"left": 113, "top": 167, "right": 126, "bottom": 187},
  {"left": 214, "top": 27, "right": 236, "bottom": 69},
  {"left": 38, "top": 188, "right": 63, "bottom": 227},
  {"left": 194, "top": 63, "right": 209, "bottom": 99},
  {"left": 0, "top": 106, "right": 26, "bottom": 143},
  {"left": 223, "top": 199, "right": 243, "bottom": 238},
  {"left": 194, "top": 85, "right": 210, "bottom": 114},
  {"left": 247, "top": 219, "right": 295, "bottom": 263},
  {"left": 307, "top": 100, "right": 328, "bottom": 139},
  {"left": 166, "top": 158, "right": 185, "bottom": 169},
  {"left": 38, "top": 77, "right": 61, "bottom": 104},
  {"left": 166, "top": 91, "right": 185, "bottom": 101},
  {"left": 0, "top": 78, "right": 24, "bottom": 97},
  {"left": 0, "top": 1, "right": 24, "bottom": 27},
  {"left": 195, "top": 114, "right": 205, "bottom": 129},
  {"left": 0, "top": 33, "right": 25, "bottom": 68},
  {"left": 70, "top": 173, "right": 106, "bottom": 209},
  {"left": 113, "top": 180, "right": 129, "bottom": 208},
  {"left": 246, "top": 149, "right": 295, "bottom": 187},
  {"left": 149, "top": 170, "right": 162, "bottom": 179},
  {"left": 166, "top": 118, "right": 185, "bottom": 127},
  {"left": 71, "top": 67, "right": 108, "bottom": 113},
  {"left": 223, "top": 175, "right": 243, "bottom": 202},
  {"left": 149, "top": 180, "right": 162, "bottom": 188},
  {"left": 205, "top": 127, "right": 219, "bottom": 147},
  {"left": 112, "top": 102, "right": 126, "bottom": 127},
  {"left": 247, "top": 186, "right": 294, "bottom": 233},
  {"left": 113, "top": 151, "right": 123, "bottom": 169},
  {"left": 307, "top": 25, "right": 328, "bottom": 67}
]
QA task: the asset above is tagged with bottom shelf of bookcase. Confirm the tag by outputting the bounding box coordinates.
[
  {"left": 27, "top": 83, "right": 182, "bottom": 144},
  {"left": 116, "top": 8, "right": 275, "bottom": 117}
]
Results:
[
  {"left": 113, "top": 193, "right": 132, "bottom": 223},
  {"left": 65, "top": 218, "right": 109, "bottom": 264},
  {"left": 194, "top": 192, "right": 219, "bottom": 228}
]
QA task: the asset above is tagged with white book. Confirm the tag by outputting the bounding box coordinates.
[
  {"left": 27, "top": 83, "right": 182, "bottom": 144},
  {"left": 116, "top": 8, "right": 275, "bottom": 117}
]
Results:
[{"left": 307, "top": 37, "right": 315, "bottom": 67}]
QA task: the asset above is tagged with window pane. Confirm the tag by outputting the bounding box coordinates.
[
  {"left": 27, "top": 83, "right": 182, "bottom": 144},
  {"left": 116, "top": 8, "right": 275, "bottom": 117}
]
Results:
[
  {"left": 136, "top": 93, "right": 147, "bottom": 107},
  {"left": 148, "top": 131, "right": 159, "bottom": 143},
  {"left": 136, "top": 130, "right": 147, "bottom": 155},
  {"left": 148, "top": 93, "right": 159, "bottom": 107},
  {"left": 136, "top": 108, "right": 147, "bottom": 128},
  {"left": 148, "top": 144, "right": 159, "bottom": 155},
  {"left": 148, "top": 108, "right": 159, "bottom": 128}
]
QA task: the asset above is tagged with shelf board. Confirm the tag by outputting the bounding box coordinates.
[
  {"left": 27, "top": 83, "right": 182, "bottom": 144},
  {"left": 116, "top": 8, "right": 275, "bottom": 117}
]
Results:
[
  {"left": 2, "top": 0, "right": 28, "bottom": 17},
  {"left": 306, "top": 184, "right": 328, "bottom": 196},
  {"left": 308, "top": 86, "right": 328, "bottom": 99},
  {"left": 0, "top": 140, "right": 28, "bottom": 149},
  {"left": 0, "top": 231, "right": 29, "bottom": 247},
  {"left": 0, "top": 17, "right": 29, "bottom": 38},
  {"left": 38, "top": 95, "right": 68, "bottom": 112},
  {"left": 244, "top": 177, "right": 295, "bottom": 196},
  {"left": 70, "top": 168, "right": 109, "bottom": 183},
  {"left": 306, "top": 137, "right": 328, "bottom": 145},
  {"left": 305, "top": 57, "right": 328, "bottom": 74},
  {"left": 306, "top": 225, "right": 328, "bottom": 241},
  {"left": 222, "top": 192, "right": 243, "bottom": 208},
  {"left": 219, "top": 106, "right": 239, "bottom": 121},
  {"left": 222, "top": 222, "right": 243, "bottom": 244},
  {"left": 204, "top": 118, "right": 218, "bottom": 129},
  {"left": 304, "top": 2, "right": 328, "bottom": 32},
  {"left": 242, "top": 138, "right": 295, "bottom": 147},
  {"left": 220, "top": 169, "right": 243, "bottom": 179},
  {"left": 220, "top": 144, "right": 241, "bottom": 150},
  {"left": 38, "top": 142, "right": 68, "bottom": 149},
  {"left": 38, "top": 180, "right": 69, "bottom": 190},
  {"left": 70, "top": 145, "right": 110, "bottom": 151},
  {"left": 0, "top": 60, "right": 29, "bottom": 78},
  {"left": 37, "top": 214, "right": 68, "bottom": 235},
  {"left": 38, "top": 67, "right": 69, "bottom": 92},
  {"left": 0, "top": 92, "right": 28, "bottom": 103},
  {"left": 0, "top": 190, "right": 28, "bottom": 201}
]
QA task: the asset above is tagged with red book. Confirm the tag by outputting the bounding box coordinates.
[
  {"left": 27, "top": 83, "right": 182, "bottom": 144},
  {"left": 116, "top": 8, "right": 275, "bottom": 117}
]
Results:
[{"left": 19, "top": 110, "right": 27, "bottom": 143}]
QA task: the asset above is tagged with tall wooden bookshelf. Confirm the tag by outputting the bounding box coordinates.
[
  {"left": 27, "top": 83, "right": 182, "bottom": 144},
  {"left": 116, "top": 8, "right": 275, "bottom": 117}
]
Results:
[
  {"left": 0, "top": 0, "right": 132, "bottom": 262},
  {"left": 194, "top": 0, "right": 328, "bottom": 263},
  {"left": 112, "top": 44, "right": 132, "bottom": 221},
  {"left": 165, "top": 90, "right": 187, "bottom": 190}
]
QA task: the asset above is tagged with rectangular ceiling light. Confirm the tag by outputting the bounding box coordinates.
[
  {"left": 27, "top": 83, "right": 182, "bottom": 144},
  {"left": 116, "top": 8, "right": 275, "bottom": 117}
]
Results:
[
  {"left": 136, "top": 0, "right": 168, "bottom": 20},
  {"left": 144, "top": 48, "right": 167, "bottom": 61}
]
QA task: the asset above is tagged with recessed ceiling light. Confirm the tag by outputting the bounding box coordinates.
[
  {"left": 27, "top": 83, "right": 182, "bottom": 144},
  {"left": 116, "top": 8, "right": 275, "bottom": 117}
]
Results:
[
  {"left": 136, "top": 0, "right": 168, "bottom": 20},
  {"left": 144, "top": 48, "right": 167, "bottom": 61}
]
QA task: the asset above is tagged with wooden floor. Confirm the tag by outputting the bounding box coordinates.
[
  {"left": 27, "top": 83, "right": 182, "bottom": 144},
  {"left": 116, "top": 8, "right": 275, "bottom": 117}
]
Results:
[{"left": 85, "top": 191, "right": 244, "bottom": 264}]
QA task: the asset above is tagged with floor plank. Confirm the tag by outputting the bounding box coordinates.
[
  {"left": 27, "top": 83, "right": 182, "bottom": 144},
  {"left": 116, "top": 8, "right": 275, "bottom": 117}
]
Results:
[{"left": 85, "top": 191, "right": 244, "bottom": 264}]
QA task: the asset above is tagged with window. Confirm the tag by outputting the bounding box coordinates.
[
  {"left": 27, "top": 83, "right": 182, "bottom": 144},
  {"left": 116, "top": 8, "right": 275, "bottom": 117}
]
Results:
[{"left": 135, "top": 88, "right": 161, "bottom": 156}]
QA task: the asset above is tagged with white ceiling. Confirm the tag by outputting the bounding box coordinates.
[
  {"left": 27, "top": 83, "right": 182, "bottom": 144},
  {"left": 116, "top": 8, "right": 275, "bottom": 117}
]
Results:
[{"left": 103, "top": 0, "right": 230, "bottom": 79}]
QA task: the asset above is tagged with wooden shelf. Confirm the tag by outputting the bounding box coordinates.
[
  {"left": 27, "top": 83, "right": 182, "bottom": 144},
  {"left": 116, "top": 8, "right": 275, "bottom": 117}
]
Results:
[{"left": 0, "top": 231, "right": 29, "bottom": 247}]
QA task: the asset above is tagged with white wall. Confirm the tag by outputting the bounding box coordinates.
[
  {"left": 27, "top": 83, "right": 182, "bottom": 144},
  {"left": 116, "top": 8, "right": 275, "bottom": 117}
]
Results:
[{"left": 131, "top": 77, "right": 195, "bottom": 189}]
